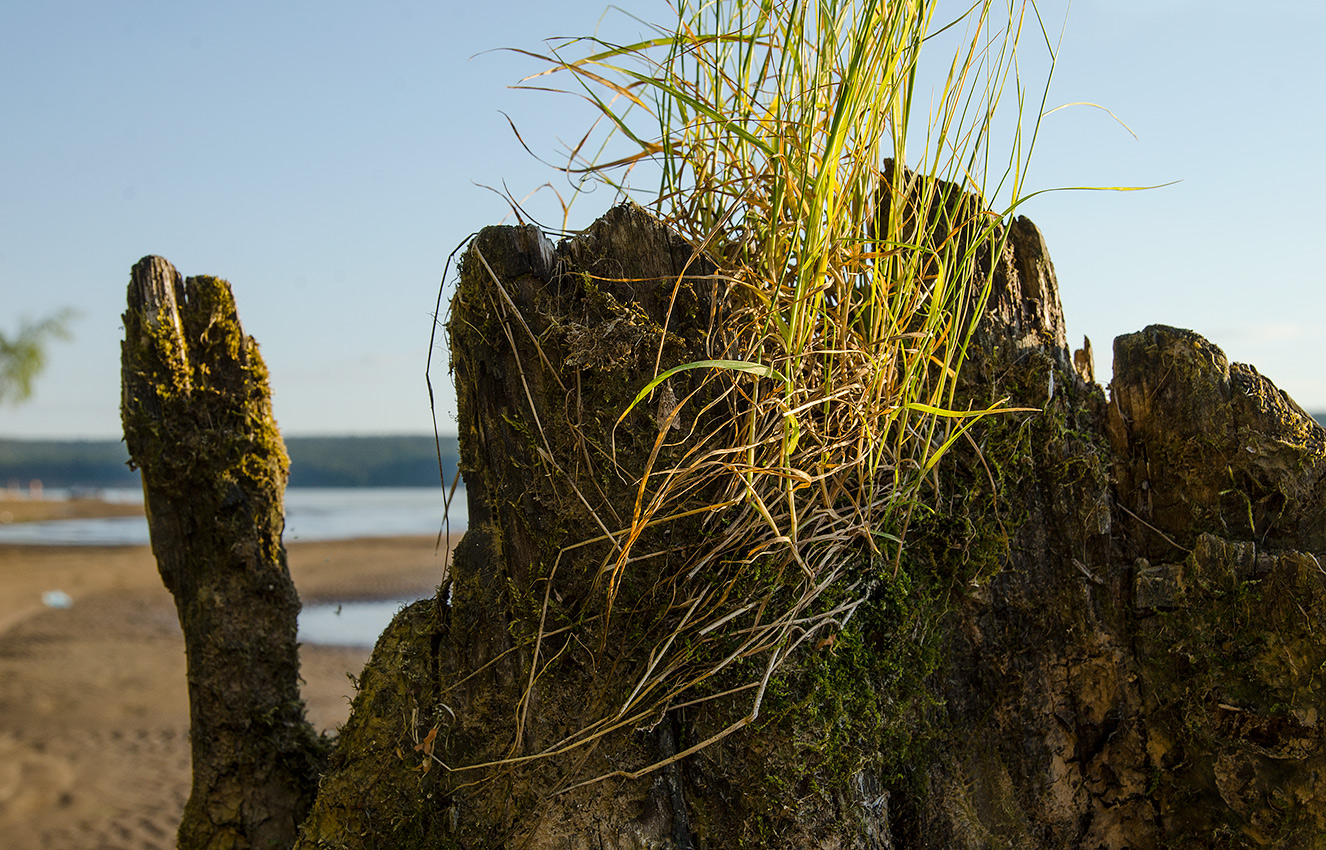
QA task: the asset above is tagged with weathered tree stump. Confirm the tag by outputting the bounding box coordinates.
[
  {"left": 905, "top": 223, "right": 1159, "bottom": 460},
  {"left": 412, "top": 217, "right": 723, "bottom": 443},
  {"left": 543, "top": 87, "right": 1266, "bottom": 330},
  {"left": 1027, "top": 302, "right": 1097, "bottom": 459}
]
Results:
[
  {"left": 290, "top": 204, "right": 1326, "bottom": 849},
  {"left": 97, "top": 190, "right": 1321, "bottom": 850},
  {"left": 296, "top": 204, "right": 731, "bottom": 849},
  {"left": 121, "top": 257, "right": 326, "bottom": 850}
]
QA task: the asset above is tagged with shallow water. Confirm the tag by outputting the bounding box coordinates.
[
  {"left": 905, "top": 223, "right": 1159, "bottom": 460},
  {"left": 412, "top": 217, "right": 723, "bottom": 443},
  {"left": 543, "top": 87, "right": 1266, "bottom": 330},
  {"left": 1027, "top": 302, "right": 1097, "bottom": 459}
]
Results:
[
  {"left": 299, "top": 598, "right": 423, "bottom": 648},
  {"left": 0, "top": 487, "right": 468, "bottom": 545}
]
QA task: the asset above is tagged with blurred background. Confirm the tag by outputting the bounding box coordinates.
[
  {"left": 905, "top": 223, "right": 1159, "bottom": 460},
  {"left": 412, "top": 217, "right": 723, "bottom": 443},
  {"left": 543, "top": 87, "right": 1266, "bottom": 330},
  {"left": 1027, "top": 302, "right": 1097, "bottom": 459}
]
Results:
[{"left": 3, "top": 0, "right": 1323, "bottom": 443}]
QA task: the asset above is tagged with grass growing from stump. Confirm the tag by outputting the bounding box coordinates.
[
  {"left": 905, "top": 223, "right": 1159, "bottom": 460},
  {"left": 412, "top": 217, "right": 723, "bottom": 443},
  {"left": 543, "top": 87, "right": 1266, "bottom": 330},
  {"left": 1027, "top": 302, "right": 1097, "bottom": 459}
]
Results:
[{"left": 459, "top": 0, "right": 1058, "bottom": 786}]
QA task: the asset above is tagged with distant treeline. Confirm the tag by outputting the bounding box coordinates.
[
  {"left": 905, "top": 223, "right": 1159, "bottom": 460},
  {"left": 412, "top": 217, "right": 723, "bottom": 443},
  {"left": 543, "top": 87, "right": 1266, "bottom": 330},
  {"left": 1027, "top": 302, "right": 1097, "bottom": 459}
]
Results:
[
  {"left": 0, "top": 435, "right": 459, "bottom": 489},
  {"left": 5, "top": 415, "right": 1325, "bottom": 489}
]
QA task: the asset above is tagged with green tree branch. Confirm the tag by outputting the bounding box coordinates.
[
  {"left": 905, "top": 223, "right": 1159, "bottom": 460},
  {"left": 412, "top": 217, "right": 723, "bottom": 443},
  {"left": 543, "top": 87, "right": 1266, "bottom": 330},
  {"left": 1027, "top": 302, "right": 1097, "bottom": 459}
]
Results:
[{"left": 0, "top": 308, "right": 77, "bottom": 405}]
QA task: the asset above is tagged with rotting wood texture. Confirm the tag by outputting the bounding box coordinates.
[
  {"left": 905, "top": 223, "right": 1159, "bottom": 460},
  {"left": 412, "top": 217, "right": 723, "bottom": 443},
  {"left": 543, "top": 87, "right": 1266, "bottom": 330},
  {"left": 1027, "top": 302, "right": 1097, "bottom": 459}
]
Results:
[{"left": 121, "top": 256, "right": 327, "bottom": 850}]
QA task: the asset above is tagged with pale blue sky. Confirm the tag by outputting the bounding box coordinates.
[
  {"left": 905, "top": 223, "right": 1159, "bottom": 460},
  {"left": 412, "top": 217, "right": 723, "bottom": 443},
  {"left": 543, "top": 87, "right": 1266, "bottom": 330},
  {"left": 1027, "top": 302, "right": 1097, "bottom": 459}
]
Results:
[{"left": 2, "top": 0, "right": 1323, "bottom": 439}]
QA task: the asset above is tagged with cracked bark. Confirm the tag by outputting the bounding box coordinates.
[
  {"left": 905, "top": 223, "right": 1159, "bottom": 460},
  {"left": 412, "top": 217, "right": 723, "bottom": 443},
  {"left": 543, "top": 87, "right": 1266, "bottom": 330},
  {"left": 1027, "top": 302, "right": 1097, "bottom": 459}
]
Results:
[{"left": 121, "top": 256, "right": 326, "bottom": 850}]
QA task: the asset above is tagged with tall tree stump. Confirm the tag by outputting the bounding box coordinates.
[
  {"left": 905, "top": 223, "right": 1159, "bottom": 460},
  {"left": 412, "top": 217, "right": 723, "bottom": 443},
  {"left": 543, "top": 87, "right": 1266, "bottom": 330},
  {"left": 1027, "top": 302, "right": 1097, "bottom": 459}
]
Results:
[
  {"left": 121, "top": 256, "right": 326, "bottom": 850},
  {"left": 290, "top": 204, "right": 1326, "bottom": 849}
]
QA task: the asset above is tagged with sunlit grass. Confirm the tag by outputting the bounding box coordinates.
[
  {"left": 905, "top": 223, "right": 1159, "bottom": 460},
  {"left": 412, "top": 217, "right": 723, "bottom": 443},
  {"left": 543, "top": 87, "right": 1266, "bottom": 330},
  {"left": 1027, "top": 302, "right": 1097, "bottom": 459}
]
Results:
[{"left": 477, "top": 0, "right": 1060, "bottom": 780}]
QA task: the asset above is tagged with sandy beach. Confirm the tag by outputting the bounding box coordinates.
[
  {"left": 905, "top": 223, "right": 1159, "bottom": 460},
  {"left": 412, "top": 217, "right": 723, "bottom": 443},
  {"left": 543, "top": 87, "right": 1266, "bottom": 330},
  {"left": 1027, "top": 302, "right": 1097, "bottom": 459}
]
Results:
[
  {"left": 0, "top": 524, "right": 449, "bottom": 850},
  {"left": 0, "top": 497, "right": 143, "bottom": 525}
]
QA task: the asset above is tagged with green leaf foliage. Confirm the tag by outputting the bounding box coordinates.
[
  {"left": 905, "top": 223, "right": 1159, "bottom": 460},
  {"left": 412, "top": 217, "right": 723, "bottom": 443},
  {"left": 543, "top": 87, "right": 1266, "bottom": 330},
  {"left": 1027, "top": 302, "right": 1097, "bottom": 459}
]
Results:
[{"left": 0, "top": 309, "right": 76, "bottom": 406}]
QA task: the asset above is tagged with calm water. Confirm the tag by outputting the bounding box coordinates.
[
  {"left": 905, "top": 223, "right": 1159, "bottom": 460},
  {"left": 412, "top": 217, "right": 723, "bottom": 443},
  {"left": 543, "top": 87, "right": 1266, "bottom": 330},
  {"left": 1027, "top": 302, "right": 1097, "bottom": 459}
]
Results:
[
  {"left": 299, "top": 598, "right": 422, "bottom": 648},
  {"left": 1, "top": 487, "right": 464, "bottom": 646},
  {"left": 0, "top": 486, "right": 468, "bottom": 546}
]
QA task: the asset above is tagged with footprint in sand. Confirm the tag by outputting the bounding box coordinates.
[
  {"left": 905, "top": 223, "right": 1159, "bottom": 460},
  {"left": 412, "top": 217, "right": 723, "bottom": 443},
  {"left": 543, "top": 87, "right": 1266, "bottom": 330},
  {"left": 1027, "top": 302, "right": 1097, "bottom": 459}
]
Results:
[{"left": 0, "top": 732, "right": 77, "bottom": 817}]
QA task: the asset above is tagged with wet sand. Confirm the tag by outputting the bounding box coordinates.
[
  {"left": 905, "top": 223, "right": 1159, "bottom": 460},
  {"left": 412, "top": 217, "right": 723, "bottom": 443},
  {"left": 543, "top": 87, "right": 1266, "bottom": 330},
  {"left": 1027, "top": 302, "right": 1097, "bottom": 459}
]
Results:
[
  {"left": 0, "top": 497, "right": 143, "bottom": 525},
  {"left": 0, "top": 533, "right": 449, "bottom": 850}
]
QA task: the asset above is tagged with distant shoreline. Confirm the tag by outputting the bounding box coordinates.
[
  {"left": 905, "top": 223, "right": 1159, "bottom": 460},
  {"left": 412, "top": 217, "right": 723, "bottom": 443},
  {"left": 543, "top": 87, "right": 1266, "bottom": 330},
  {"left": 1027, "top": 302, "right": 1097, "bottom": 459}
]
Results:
[{"left": 0, "top": 434, "right": 460, "bottom": 489}]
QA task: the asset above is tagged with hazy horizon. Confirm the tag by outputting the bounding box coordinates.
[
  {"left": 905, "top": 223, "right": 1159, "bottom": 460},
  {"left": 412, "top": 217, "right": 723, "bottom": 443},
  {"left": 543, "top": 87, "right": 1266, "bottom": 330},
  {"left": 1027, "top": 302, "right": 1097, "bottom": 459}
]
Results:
[{"left": 4, "top": 0, "right": 1324, "bottom": 439}]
